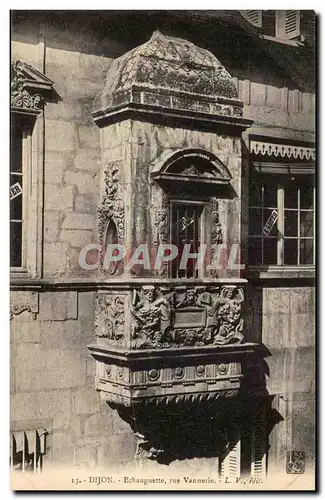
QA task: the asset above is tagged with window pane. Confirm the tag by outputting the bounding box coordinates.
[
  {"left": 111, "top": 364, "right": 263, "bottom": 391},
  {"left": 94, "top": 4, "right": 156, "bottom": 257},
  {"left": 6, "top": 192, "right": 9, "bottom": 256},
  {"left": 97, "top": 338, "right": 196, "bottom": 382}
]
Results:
[
  {"left": 300, "top": 239, "right": 313, "bottom": 265},
  {"left": 263, "top": 238, "right": 277, "bottom": 265},
  {"left": 249, "top": 179, "right": 262, "bottom": 206},
  {"left": 284, "top": 184, "right": 298, "bottom": 209},
  {"left": 263, "top": 183, "right": 277, "bottom": 207},
  {"left": 11, "top": 124, "right": 23, "bottom": 173},
  {"left": 171, "top": 203, "right": 202, "bottom": 278},
  {"left": 300, "top": 211, "right": 313, "bottom": 238},
  {"left": 300, "top": 184, "right": 314, "bottom": 209},
  {"left": 10, "top": 221, "right": 22, "bottom": 267},
  {"left": 248, "top": 237, "right": 262, "bottom": 265},
  {"left": 263, "top": 209, "right": 278, "bottom": 236},
  {"left": 284, "top": 210, "right": 298, "bottom": 236},
  {"left": 284, "top": 239, "right": 298, "bottom": 265},
  {"left": 10, "top": 174, "right": 23, "bottom": 221},
  {"left": 249, "top": 208, "right": 262, "bottom": 236}
]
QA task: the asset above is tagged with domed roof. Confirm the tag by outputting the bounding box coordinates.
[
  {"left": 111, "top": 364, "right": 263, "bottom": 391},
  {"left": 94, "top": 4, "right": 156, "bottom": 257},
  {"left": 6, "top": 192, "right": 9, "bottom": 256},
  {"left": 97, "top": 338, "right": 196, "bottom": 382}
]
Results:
[{"left": 95, "top": 31, "right": 239, "bottom": 113}]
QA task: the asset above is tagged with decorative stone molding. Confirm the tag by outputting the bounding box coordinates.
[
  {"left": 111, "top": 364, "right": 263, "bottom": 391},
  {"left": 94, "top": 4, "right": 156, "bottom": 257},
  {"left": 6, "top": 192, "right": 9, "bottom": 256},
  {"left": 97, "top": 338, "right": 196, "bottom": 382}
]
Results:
[
  {"left": 10, "top": 291, "right": 39, "bottom": 320},
  {"left": 11, "top": 60, "right": 53, "bottom": 114},
  {"left": 250, "top": 140, "right": 316, "bottom": 161},
  {"left": 98, "top": 161, "right": 125, "bottom": 273}
]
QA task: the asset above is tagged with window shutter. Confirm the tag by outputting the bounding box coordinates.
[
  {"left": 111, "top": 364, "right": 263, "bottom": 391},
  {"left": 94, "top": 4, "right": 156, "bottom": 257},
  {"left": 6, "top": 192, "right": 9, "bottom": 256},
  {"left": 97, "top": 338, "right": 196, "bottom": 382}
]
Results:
[
  {"left": 251, "top": 418, "right": 267, "bottom": 478},
  {"left": 276, "top": 11, "right": 301, "bottom": 40},
  {"left": 240, "top": 10, "right": 262, "bottom": 28},
  {"left": 220, "top": 431, "right": 241, "bottom": 478}
]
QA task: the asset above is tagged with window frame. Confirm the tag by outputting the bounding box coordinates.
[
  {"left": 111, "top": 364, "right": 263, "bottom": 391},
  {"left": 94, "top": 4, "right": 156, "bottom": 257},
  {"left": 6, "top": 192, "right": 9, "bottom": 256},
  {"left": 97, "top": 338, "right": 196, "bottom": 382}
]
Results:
[
  {"left": 248, "top": 174, "right": 315, "bottom": 268},
  {"left": 10, "top": 60, "right": 53, "bottom": 279},
  {"left": 169, "top": 198, "right": 207, "bottom": 280}
]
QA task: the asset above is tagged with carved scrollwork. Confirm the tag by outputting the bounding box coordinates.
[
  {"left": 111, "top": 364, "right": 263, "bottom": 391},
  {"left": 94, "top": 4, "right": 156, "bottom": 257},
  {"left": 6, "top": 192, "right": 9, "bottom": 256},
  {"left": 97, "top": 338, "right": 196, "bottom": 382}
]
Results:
[
  {"left": 98, "top": 161, "right": 125, "bottom": 273},
  {"left": 95, "top": 294, "right": 125, "bottom": 342},
  {"left": 11, "top": 60, "right": 44, "bottom": 112},
  {"left": 130, "top": 285, "right": 245, "bottom": 349}
]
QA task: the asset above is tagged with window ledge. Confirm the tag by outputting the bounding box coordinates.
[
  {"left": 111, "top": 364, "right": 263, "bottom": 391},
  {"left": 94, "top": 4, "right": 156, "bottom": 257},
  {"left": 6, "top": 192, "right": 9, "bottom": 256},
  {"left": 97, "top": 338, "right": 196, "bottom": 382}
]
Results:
[
  {"left": 260, "top": 34, "right": 304, "bottom": 47},
  {"left": 245, "top": 265, "right": 315, "bottom": 280}
]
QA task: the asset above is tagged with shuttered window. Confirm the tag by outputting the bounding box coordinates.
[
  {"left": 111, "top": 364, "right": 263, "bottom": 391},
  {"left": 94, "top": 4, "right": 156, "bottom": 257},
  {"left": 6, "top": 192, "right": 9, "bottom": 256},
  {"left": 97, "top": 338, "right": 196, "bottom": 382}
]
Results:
[
  {"left": 10, "top": 429, "right": 47, "bottom": 473},
  {"left": 240, "top": 10, "right": 262, "bottom": 28},
  {"left": 276, "top": 11, "right": 301, "bottom": 39}
]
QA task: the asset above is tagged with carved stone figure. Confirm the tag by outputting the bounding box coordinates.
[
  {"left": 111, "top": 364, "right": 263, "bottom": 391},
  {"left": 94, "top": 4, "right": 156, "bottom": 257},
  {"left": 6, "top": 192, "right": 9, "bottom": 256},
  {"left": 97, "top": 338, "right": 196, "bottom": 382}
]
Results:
[
  {"left": 129, "top": 285, "right": 244, "bottom": 349},
  {"left": 213, "top": 287, "right": 244, "bottom": 345},
  {"left": 131, "top": 287, "right": 172, "bottom": 348},
  {"left": 95, "top": 294, "right": 125, "bottom": 341}
]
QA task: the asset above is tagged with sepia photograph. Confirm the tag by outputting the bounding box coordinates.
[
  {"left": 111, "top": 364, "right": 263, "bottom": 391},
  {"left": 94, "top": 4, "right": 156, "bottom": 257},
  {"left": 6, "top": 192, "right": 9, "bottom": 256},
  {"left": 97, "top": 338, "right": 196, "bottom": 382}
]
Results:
[{"left": 9, "top": 8, "right": 316, "bottom": 491}]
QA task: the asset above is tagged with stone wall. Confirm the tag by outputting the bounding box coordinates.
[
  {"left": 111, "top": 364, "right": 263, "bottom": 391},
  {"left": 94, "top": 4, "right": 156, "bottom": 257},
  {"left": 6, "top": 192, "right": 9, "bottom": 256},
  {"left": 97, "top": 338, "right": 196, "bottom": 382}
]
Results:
[{"left": 10, "top": 290, "right": 136, "bottom": 468}]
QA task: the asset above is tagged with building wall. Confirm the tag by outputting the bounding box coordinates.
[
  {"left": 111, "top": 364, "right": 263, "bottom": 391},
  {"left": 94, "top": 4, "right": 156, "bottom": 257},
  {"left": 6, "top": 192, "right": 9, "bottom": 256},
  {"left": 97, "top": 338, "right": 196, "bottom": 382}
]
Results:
[{"left": 11, "top": 13, "right": 315, "bottom": 471}]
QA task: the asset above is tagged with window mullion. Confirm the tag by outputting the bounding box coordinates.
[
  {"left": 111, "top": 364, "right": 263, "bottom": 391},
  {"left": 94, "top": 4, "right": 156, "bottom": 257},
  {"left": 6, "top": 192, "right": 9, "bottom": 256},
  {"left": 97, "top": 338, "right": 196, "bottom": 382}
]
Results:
[{"left": 277, "top": 185, "right": 284, "bottom": 265}]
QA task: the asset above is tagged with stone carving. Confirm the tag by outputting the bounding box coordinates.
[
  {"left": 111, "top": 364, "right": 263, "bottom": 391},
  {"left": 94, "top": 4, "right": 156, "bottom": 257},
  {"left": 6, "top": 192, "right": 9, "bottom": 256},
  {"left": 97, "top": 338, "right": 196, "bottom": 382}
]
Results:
[
  {"left": 131, "top": 286, "right": 173, "bottom": 348},
  {"left": 95, "top": 294, "right": 125, "bottom": 342},
  {"left": 130, "top": 285, "right": 245, "bottom": 349},
  {"left": 11, "top": 60, "right": 43, "bottom": 112},
  {"left": 210, "top": 198, "right": 223, "bottom": 277},
  {"left": 10, "top": 291, "right": 39, "bottom": 320},
  {"left": 214, "top": 286, "right": 244, "bottom": 345},
  {"left": 98, "top": 161, "right": 125, "bottom": 273},
  {"left": 211, "top": 198, "right": 223, "bottom": 245}
]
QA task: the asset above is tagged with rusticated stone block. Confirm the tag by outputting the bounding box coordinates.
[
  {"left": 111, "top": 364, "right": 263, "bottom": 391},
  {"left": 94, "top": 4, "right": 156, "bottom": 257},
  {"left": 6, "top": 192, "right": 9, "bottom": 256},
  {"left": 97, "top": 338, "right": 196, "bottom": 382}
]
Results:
[
  {"left": 44, "top": 211, "right": 62, "bottom": 243},
  {"left": 39, "top": 292, "right": 78, "bottom": 321},
  {"left": 78, "top": 292, "right": 95, "bottom": 320},
  {"left": 36, "top": 389, "right": 71, "bottom": 430},
  {"left": 72, "top": 387, "right": 101, "bottom": 415},
  {"left": 45, "top": 151, "right": 73, "bottom": 185},
  {"left": 15, "top": 343, "right": 42, "bottom": 391},
  {"left": 74, "top": 443, "right": 98, "bottom": 467},
  {"left": 83, "top": 405, "right": 115, "bottom": 438},
  {"left": 45, "top": 184, "right": 75, "bottom": 211},
  {"left": 39, "top": 348, "right": 86, "bottom": 390},
  {"left": 64, "top": 170, "right": 100, "bottom": 195},
  {"left": 40, "top": 319, "right": 93, "bottom": 349},
  {"left": 11, "top": 392, "right": 38, "bottom": 421},
  {"left": 60, "top": 229, "right": 93, "bottom": 248},
  {"left": 61, "top": 213, "right": 94, "bottom": 230},
  {"left": 74, "top": 194, "right": 99, "bottom": 214},
  {"left": 73, "top": 148, "right": 101, "bottom": 171},
  {"left": 43, "top": 242, "right": 70, "bottom": 276},
  {"left": 51, "top": 430, "right": 76, "bottom": 465},
  {"left": 46, "top": 119, "right": 76, "bottom": 152}
]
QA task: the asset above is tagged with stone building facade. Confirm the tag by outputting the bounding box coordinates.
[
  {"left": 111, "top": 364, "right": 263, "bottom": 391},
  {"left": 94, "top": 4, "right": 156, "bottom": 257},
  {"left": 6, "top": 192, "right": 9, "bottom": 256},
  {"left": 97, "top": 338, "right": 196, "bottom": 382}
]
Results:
[{"left": 10, "top": 10, "right": 315, "bottom": 480}]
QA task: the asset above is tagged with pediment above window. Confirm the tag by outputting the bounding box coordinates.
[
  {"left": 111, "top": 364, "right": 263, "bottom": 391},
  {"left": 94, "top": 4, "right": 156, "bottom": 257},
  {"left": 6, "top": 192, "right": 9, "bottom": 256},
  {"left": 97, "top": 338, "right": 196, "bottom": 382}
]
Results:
[
  {"left": 151, "top": 148, "right": 232, "bottom": 187},
  {"left": 11, "top": 60, "right": 54, "bottom": 114}
]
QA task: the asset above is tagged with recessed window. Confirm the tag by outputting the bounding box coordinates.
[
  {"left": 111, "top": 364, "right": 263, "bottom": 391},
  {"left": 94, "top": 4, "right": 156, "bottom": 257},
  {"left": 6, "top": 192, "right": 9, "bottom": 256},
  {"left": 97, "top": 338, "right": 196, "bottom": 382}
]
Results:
[
  {"left": 248, "top": 175, "right": 315, "bottom": 266},
  {"left": 171, "top": 201, "right": 204, "bottom": 279},
  {"left": 10, "top": 116, "right": 25, "bottom": 268}
]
